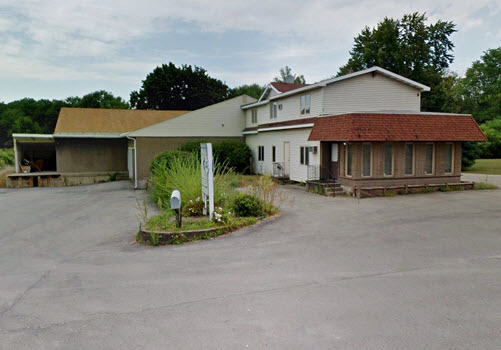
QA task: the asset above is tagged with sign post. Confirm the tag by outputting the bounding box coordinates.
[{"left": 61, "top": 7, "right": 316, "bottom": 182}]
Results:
[{"left": 200, "top": 143, "right": 214, "bottom": 220}]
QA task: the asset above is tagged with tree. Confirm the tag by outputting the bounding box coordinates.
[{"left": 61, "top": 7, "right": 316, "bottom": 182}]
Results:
[
  {"left": 79, "top": 90, "right": 129, "bottom": 109},
  {"left": 338, "top": 12, "right": 456, "bottom": 111},
  {"left": 130, "top": 63, "right": 230, "bottom": 110},
  {"left": 229, "top": 84, "right": 266, "bottom": 100},
  {"left": 274, "top": 66, "right": 306, "bottom": 84},
  {"left": 479, "top": 118, "right": 501, "bottom": 158},
  {"left": 458, "top": 47, "right": 501, "bottom": 124}
]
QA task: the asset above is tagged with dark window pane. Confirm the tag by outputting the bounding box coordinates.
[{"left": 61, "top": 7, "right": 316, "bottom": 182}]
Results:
[
  {"left": 445, "top": 144, "right": 453, "bottom": 173},
  {"left": 384, "top": 143, "right": 392, "bottom": 176},
  {"left": 425, "top": 144, "right": 434, "bottom": 174},
  {"left": 405, "top": 144, "right": 413, "bottom": 175},
  {"left": 362, "top": 144, "right": 371, "bottom": 176}
]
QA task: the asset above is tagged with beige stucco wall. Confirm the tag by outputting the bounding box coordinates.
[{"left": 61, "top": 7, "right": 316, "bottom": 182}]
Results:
[
  {"left": 337, "top": 141, "right": 462, "bottom": 188},
  {"left": 135, "top": 136, "right": 244, "bottom": 182},
  {"left": 55, "top": 138, "right": 128, "bottom": 173}
]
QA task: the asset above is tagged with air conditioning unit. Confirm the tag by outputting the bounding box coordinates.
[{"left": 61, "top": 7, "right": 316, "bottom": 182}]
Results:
[{"left": 310, "top": 146, "right": 318, "bottom": 154}]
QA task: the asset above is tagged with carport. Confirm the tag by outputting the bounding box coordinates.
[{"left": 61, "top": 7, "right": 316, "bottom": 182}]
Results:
[{"left": 13, "top": 133, "right": 57, "bottom": 173}]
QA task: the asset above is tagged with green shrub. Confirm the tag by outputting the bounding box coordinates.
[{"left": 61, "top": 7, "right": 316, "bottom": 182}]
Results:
[
  {"left": 150, "top": 150, "right": 191, "bottom": 173},
  {"left": 0, "top": 148, "right": 14, "bottom": 169},
  {"left": 213, "top": 141, "right": 252, "bottom": 173},
  {"left": 183, "top": 197, "right": 205, "bottom": 216},
  {"left": 178, "top": 140, "right": 252, "bottom": 173},
  {"left": 474, "top": 182, "right": 498, "bottom": 190},
  {"left": 232, "top": 193, "right": 264, "bottom": 217}
]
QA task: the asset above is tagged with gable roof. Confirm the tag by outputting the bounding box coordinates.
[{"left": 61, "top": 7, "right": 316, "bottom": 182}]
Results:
[
  {"left": 245, "top": 66, "right": 431, "bottom": 109},
  {"left": 54, "top": 108, "right": 189, "bottom": 135},
  {"left": 270, "top": 82, "right": 309, "bottom": 93},
  {"left": 128, "top": 95, "right": 256, "bottom": 137},
  {"left": 308, "top": 113, "right": 487, "bottom": 142},
  {"left": 258, "top": 82, "right": 309, "bottom": 101}
]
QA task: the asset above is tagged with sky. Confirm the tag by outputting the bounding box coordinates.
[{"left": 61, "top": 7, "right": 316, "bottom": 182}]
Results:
[{"left": 0, "top": 0, "right": 500, "bottom": 103}]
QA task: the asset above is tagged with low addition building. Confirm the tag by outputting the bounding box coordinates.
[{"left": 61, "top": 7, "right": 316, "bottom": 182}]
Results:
[{"left": 9, "top": 108, "right": 188, "bottom": 187}]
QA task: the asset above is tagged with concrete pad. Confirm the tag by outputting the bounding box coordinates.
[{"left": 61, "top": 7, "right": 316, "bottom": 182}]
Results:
[{"left": 0, "top": 181, "right": 500, "bottom": 349}]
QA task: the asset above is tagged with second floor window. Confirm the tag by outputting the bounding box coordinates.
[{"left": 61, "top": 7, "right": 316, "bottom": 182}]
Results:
[
  {"left": 300, "top": 94, "right": 311, "bottom": 114},
  {"left": 270, "top": 103, "right": 277, "bottom": 119},
  {"left": 251, "top": 109, "right": 257, "bottom": 123}
]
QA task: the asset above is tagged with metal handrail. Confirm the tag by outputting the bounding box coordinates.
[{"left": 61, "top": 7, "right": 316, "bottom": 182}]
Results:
[{"left": 273, "top": 162, "right": 285, "bottom": 178}]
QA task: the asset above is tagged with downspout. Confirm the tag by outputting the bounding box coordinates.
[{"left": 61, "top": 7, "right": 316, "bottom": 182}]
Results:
[{"left": 123, "top": 133, "right": 137, "bottom": 189}]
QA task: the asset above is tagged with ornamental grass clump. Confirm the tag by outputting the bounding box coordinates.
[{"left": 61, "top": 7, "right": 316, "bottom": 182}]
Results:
[{"left": 150, "top": 152, "right": 235, "bottom": 210}]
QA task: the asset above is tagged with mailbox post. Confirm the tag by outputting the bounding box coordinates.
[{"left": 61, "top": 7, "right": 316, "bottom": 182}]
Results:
[{"left": 170, "top": 190, "right": 182, "bottom": 228}]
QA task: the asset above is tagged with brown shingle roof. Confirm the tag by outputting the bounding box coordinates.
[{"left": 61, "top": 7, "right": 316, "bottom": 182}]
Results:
[
  {"left": 270, "top": 82, "right": 308, "bottom": 93},
  {"left": 54, "top": 108, "right": 189, "bottom": 134},
  {"left": 308, "top": 113, "right": 487, "bottom": 142}
]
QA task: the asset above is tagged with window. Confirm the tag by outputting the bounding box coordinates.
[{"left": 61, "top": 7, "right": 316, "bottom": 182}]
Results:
[
  {"left": 346, "top": 144, "right": 352, "bottom": 176},
  {"left": 270, "top": 103, "right": 277, "bottom": 119},
  {"left": 272, "top": 146, "right": 276, "bottom": 162},
  {"left": 384, "top": 143, "right": 393, "bottom": 176},
  {"left": 362, "top": 143, "right": 371, "bottom": 177},
  {"left": 300, "top": 94, "right": 311, "bottom": 115},
  {"left": 300, "top": 146, "right": 310, "bottom": 165},
  {"left": 444, "top": 143, "right": 454, "bottom": 174},
  {"left": 425, "top": 143, "right": 434, "bottom": 175},
  {"left": 258, "top": 146, "right": 264, "bottom": 161},
  {"left": 251, "top": 109, "right": 257, "bottom": 123},
  {"left": 405, "top": 144, "right": 414, "bottom": 175}
]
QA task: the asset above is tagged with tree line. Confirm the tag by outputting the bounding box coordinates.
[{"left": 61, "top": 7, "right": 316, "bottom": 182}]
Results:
[{"left": 1, "top": 12, "right": 499, "bottom": 163}]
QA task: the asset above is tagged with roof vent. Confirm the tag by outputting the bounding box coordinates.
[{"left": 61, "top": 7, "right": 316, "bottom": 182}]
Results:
[{"left": 284, "top": 75, "right": 295, "bottom": 84}]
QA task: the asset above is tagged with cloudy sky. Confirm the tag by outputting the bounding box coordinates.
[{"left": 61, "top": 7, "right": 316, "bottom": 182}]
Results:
[{"left": 1, "top": 0, "right": 500, "bottom": 103}]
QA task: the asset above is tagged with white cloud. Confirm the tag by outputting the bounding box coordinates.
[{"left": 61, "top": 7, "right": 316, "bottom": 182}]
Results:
[{"left": 0, "top": 0, "right": 499, "bottom": 100}]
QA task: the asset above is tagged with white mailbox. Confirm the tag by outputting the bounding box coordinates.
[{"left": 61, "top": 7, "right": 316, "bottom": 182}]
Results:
[{"left": 170, "top": 190, "right": 181, "bottom": 209}]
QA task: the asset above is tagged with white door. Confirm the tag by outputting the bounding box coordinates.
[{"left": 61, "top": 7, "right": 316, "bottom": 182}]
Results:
[{"left": 284, "top": 141, "right": 290, "bottom": 177}]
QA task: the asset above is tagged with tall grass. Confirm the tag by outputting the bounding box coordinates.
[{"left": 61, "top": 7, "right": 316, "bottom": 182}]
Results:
[
  {"left": 150, "top": 152, "right": 236, "bottom": 209},
  {"left": 0, "top": 148, "right": 14, "bottom": 169}
]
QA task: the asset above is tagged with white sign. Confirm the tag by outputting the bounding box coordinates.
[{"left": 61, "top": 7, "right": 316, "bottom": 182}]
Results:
[{"left": 201, "top": 143, "right": 214, "bottom": 220}]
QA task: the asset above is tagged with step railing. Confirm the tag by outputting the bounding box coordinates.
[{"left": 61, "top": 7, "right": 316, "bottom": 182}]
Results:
[
  {"left": 307, "top": 165, "right": 320, "bottom": 180},
  {"left": 273, "top": 162, "right": 285, "bottom": 178}
]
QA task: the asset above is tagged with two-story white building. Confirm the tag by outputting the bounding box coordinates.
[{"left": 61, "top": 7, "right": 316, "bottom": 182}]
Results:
[{"left": 240, "top": 66, "right": 485, "bottom": 195}]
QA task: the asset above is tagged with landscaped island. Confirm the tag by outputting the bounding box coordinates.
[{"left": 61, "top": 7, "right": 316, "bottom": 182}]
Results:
[{"left": 136, "top": 144, "right": 282, "bottom": 246}]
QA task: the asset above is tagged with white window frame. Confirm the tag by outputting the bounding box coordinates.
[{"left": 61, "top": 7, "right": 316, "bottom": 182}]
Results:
[
  {"left": 300, "top": 94, "right": 311, "bottom": 115},
  {"left": 361, "top": 143, "right": 372, "bottom": 177},
  {"left": 258, "top": 146, "right": 264, "bottom": 162},
  {"left": 383, "top": 143, "right": 394, "bottom": 177},
  {"left": 444, "top": 142, "right": 454, "bottom": 174},
  {"left": 404, "top": 143, "right": 415, "bottom": 176},
  {"left": 251, "top": 109, "right": 257, "bottom": 124},
  {"left": 345, "top": 143, "right": 353, "bottom": 177},
  {"left": 270, "top": 103, "right": 278, "bottom": 119},
  {"left": 300, "top": 146, "right": 310, "bottom": 166},
  {"left": 424, "top": 143, "right": 435, "bottom": 175}
]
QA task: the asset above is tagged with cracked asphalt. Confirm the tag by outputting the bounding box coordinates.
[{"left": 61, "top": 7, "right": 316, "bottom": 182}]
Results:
[{"left": 0, "top": 179, "right": 500, "bottom": 349}]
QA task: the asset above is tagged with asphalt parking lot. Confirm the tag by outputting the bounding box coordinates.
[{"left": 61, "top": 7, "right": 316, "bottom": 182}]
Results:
[{"left": 0, "top": 180, "right": 500, "bottom": 349}]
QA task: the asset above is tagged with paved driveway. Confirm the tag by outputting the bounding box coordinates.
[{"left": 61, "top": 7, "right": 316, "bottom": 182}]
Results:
[{"left": 0, "top": 180, "right": 500, "bottom": 349}]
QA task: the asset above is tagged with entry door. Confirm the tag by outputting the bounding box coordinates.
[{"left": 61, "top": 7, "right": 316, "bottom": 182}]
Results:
[
  {"left": 283, "top": 142, "right": 290, "bottom": 178},
  {"left": 329, "top": 143, "right": 339, "bottom": 180}
]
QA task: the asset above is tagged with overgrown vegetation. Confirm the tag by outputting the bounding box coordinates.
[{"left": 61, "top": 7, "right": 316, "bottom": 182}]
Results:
[
  {"left": 473, "top": 182, "right": 498, "bottom": 190},
  {"left": 139, "top": 156, "right": 283, "bottom": 246},
  {"left": 0, "top": 148, "right": 14, "bottom": 169}
]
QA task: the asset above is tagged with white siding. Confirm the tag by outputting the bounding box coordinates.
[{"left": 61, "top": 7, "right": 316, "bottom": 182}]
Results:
[
  {"left": 130, "top": 95, "right": 255, "bottom": 137},
  {"left": 246, "top": 128, "right": 320, "bottom": 182},
  {"left": 322, "top": 73, "right": 421, "bottom": 114},
  {"left": 274, "top": 88, "right": 323, "bottom": 122}
]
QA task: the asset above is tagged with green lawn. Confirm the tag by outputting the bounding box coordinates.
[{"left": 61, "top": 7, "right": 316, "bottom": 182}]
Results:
[{"left": 464, "top": 159, "right": 501, "bottom": 175}]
